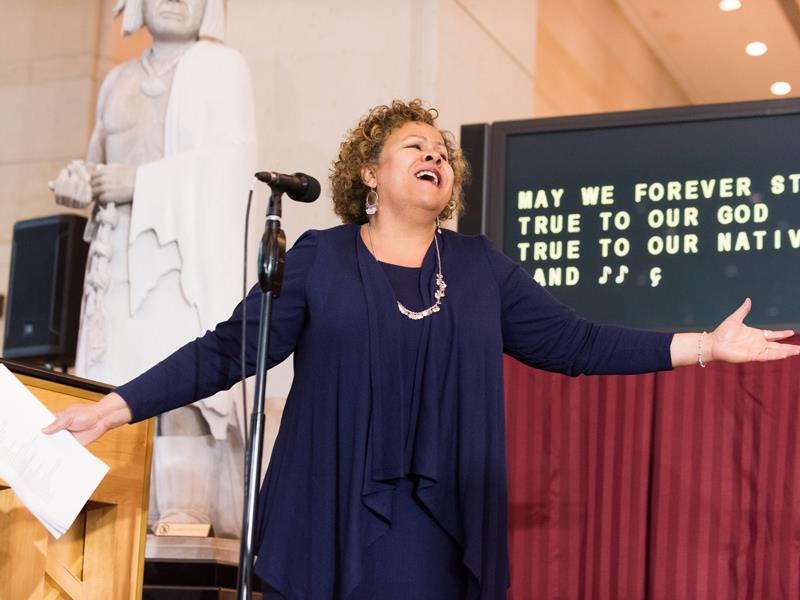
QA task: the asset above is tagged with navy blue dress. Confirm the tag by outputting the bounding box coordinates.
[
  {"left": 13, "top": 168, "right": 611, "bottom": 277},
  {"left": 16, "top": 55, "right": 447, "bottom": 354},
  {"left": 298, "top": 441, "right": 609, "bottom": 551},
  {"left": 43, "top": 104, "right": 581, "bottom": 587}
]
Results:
[
  {"left": 347, "top": 262, "right": 470, "bottom": 599},
  {"left": 118, "top": 224, "right": 673, "bottom": 599}
]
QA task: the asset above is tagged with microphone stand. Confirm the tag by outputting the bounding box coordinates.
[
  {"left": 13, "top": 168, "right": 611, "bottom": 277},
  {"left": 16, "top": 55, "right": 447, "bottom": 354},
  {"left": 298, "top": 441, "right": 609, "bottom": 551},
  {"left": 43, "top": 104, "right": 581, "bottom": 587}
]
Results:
[{"left": 237, "top": 186, "right": 286, "bottom": 600}]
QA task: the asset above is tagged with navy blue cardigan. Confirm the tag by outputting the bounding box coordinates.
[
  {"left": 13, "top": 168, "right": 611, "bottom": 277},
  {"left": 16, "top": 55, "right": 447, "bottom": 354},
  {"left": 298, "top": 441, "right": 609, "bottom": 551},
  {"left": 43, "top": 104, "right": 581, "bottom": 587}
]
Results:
[{"left": 119, "top": 224, "right": 673, "bottom": 599}]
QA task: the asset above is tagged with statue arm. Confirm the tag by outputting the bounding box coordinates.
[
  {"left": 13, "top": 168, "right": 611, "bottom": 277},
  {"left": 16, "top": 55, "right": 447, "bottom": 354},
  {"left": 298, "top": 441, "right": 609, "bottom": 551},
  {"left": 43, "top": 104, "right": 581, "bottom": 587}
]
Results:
[
  {"left": 86, "top": 65, "right": 119, "bottom": 165},
  {"left": 50, "top": 67, "right": 120, "bottom": 208},
  {"left": 85, "top": 98, "right": 106, "bottom": 166},
  {"left": 88, "top": 67, "right": 136, "bottom": 205}
]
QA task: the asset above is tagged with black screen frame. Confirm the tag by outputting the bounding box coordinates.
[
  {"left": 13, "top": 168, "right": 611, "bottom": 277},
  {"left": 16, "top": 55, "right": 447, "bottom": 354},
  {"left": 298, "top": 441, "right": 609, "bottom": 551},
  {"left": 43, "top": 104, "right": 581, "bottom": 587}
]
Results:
[
  {"left": 457, "top": 97, "right": 800, "bottom": 331},
  {"left": 479, "top": 97, "right": 800, "bottom": 251}
]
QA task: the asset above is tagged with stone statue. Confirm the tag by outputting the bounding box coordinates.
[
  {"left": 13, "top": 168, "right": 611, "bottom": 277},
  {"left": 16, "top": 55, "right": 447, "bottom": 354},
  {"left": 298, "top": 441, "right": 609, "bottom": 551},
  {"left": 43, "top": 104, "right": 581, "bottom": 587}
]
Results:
[{"left": 50, "top": 0, "right": 257, "bottom": 538}]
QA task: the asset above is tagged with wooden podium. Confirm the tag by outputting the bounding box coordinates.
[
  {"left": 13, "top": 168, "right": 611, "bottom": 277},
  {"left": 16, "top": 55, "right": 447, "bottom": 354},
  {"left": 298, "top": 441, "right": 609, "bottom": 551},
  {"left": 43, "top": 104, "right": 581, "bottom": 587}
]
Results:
[{"left": 0, "top": 360, "right": 154, "bottom": 599}]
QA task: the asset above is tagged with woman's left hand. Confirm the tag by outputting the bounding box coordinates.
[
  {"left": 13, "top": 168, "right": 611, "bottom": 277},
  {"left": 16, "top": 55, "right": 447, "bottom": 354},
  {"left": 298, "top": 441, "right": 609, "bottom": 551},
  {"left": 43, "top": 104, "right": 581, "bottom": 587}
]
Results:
[{"left": 709, "top": 298, "right": 800, "bottom": 363}]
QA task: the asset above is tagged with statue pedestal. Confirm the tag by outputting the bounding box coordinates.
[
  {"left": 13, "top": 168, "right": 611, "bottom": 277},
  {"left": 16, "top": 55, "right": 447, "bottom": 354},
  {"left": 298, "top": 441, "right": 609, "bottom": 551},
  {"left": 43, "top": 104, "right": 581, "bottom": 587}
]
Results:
[{"left": 144, "top": 535, "right": 262, "bottom": 599}]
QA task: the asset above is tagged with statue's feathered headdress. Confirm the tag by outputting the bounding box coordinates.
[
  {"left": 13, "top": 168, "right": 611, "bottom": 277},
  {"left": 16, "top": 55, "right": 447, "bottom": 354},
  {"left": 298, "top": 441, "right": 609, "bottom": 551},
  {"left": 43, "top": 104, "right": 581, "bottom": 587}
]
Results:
[{"left": 112, "top": 0, "right": 226, "bottom": 42}]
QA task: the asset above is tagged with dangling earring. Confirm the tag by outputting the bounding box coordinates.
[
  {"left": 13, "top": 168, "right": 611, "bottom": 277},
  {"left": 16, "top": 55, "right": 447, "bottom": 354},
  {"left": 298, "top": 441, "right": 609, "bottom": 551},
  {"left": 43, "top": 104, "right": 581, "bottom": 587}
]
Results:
[
  {"left": 435, "top": 216, "right": 442, "bottom": 233},
  {"left": 365, "top": 188, "right": 378, "bottom": 215}
]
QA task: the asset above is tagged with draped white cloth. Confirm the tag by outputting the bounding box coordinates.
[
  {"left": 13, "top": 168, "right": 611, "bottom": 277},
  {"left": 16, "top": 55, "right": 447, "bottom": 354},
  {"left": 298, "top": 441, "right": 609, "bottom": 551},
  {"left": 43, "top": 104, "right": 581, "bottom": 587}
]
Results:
[{"left": 76, "top": 40, "right": 257, "bottom": 440}]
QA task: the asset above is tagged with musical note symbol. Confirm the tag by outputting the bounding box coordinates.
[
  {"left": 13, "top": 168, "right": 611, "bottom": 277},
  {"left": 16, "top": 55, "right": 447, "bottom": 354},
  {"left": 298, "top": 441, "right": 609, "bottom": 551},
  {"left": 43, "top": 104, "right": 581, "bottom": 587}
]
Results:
[
  {"left": 649, "top": 267, "right": 662, "bottom": 288},
  {"left": 614, "top": 265, "right": 629, "bottom": 284},
  {"left": 598, "top": 266, "right": 612, "bottom": 284}
]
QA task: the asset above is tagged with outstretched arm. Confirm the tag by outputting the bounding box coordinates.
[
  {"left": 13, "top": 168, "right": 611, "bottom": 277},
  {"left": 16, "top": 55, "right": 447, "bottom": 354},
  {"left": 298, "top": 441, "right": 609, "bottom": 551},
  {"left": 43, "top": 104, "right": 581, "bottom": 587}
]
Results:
[
  {"left": 489, "top": 238, "right": 799, "bottom": 375},
  {"left": 42, "top": 230, "right": 319, "bottom": 446},
  {"left": 42, "top": 392, "right": 132, "bottom": 446},
  {"left": 671, "top": 298, "right": 800, "bottom": 367}
]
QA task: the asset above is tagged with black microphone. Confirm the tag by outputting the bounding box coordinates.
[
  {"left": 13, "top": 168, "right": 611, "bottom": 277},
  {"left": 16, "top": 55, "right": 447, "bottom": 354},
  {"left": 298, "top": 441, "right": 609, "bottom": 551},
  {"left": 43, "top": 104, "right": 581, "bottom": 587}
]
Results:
[{"left": 255, "top": 171, "right": 320, "bottom": 203}]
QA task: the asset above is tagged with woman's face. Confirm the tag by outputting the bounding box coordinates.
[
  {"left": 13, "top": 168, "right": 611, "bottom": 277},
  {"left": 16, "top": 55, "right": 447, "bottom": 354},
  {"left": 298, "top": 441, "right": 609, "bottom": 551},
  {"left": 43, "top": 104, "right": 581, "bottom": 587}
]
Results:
[{"left": 364, "top": 121, "right": 454, "bottom": 220}]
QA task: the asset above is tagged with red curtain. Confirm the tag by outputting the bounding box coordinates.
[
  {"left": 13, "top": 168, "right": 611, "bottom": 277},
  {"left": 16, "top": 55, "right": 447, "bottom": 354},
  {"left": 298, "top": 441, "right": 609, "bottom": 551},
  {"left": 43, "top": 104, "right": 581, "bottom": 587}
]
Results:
[{"left": 505, "top": 347, "right": 800, "bottom": 599}]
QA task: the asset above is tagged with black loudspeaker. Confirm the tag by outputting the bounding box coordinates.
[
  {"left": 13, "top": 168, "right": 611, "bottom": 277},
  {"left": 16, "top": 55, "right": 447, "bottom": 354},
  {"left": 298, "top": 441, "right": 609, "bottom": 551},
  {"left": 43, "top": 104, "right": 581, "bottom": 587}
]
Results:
[{"left": 4, "top": 214, "right": 89, "bottom": 367}]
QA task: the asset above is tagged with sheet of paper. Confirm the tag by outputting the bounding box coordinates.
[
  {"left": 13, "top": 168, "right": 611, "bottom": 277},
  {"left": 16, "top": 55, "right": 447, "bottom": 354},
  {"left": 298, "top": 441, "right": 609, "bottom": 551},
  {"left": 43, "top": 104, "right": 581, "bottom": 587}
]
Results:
[{"left": 0, "top": 364, "right": 109, "bottom": 538}]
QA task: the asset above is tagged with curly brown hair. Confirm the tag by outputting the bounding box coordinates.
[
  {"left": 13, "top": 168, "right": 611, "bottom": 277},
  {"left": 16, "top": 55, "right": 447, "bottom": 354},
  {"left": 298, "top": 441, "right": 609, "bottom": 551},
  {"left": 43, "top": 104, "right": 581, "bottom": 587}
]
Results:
[{"left": 330, "top": 99, "right": 470, "bottom": 224}]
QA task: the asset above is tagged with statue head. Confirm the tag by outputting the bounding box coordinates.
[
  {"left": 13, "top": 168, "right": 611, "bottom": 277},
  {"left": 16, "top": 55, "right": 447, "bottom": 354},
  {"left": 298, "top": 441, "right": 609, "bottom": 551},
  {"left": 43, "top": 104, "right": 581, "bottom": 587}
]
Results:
[{"left": 113, "top": 0, "right": 226, "bottom": 42}]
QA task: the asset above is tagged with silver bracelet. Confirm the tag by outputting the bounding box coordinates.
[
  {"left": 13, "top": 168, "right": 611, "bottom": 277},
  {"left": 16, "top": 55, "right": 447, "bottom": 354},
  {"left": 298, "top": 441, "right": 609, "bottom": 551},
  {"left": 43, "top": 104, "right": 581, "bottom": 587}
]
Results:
[{"left": 698, "top": 331, "right": 708, "bottom": 368}]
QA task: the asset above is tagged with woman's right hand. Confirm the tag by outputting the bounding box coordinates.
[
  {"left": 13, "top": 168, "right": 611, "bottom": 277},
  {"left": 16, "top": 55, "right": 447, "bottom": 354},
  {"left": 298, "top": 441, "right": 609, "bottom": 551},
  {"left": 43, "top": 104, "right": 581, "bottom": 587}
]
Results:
[{"left": 42, "top": 392, "right": 133, "bottom": 446}]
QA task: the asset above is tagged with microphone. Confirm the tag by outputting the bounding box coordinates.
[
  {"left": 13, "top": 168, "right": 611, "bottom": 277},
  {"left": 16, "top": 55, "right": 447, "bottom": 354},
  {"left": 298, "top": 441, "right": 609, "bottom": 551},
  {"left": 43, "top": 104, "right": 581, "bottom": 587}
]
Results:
[{"left": 255, "top": 171, "right": 320, "bottom": 203}]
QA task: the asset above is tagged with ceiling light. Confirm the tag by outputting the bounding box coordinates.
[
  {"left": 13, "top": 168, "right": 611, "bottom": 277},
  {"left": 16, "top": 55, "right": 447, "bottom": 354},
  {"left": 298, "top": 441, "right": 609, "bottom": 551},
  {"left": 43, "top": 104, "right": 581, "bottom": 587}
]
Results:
[
  {"left": 719, "top": 0, "right": 742, "bottom": 11},
  {"left": 771, "top": 81, "right": 792, "bottom": 96},
  {"left": 745, "top": 41, "right": 767, "bottom": 56}
]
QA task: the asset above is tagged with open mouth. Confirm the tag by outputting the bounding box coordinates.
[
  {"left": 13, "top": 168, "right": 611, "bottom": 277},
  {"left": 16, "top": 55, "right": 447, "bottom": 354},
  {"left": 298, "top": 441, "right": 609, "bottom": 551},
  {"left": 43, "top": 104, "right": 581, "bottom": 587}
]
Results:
[{"left": 415, "top": 170, "right": 440, "bottom": 187}]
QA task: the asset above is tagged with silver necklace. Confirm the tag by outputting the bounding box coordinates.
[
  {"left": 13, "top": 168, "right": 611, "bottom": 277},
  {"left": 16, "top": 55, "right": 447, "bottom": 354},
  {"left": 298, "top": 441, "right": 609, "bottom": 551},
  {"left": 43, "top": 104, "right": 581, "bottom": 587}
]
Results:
[
  {"left": 366, "top": 223, "right": 447, "bottom": 320},
  {"left": 140, "top": 48, "right": 183, "bottom": 98}
]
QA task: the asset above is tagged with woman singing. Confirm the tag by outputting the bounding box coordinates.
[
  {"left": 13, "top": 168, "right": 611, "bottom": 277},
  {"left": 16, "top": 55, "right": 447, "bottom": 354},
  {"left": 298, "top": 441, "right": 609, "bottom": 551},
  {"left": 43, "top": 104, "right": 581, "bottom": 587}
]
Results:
[{"left": 45, "top": 99, "right": 800, "bottom": 599}]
